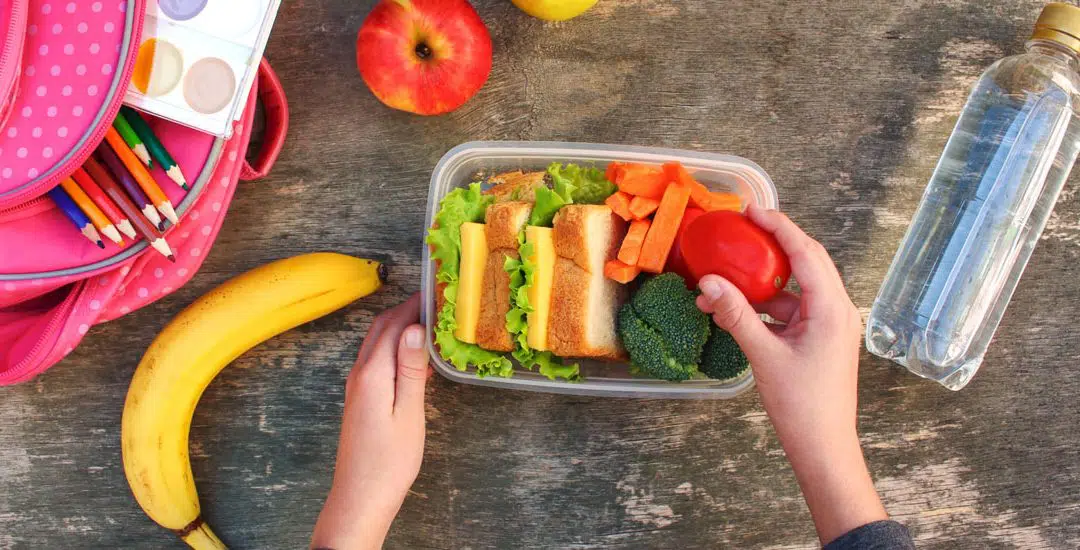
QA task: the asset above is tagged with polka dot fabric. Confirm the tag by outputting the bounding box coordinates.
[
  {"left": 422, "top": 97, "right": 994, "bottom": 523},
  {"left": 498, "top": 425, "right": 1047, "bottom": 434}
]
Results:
[
  {"left": 0, "top": 61, "right": 283, "bottom": 385},
  {"left": 0, "top": 0, "right": 139, "bottom": 200}
]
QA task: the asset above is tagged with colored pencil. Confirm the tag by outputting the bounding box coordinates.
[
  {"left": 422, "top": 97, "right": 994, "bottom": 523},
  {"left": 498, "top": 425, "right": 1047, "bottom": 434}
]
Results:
[
  {"left": 71, "top": 167, "right": 136, "bottom": 240},
  {"left": 112, "top": 113, "right": 152, "bottom": 169},
  {"left": 86, "top": 157, "right": 175, "bottom": 262},
  {"left": 59, "top": 177, "right": 123, "bottom": 245},
  {"left": 48, "top": 186, "right": 104, "bottom": 248},
  {"left": 121, "top": 106, "right": 187, "bottom": 191},
  {"left": 103, "top": 127, "right": 179, "bottom": 226},
  {"left": 85, "top": 152, "right": 164, "bottom": 230}
]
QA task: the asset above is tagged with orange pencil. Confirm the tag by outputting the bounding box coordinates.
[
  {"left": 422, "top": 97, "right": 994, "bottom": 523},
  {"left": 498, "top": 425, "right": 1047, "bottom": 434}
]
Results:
[
  {"left": 103, "top": 126, "right": 179, "bottom": 226},
  {"left": 88, "top": 150, "right": 163, "bottom": 230},
  {"left": 90, "top": 161, "right": 175, "bottom": 262},
  {"left": 71, "top": 168, "right": 137, "bottom": 240},
  {"left": 59, "top": 177, "right": 123, "bottom": 245}
]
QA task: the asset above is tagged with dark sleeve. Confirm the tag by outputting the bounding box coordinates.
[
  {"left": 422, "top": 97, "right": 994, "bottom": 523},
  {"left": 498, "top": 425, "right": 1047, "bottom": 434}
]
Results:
[{"left": 823, "top": 520, "right": 915, "bottom": 550}]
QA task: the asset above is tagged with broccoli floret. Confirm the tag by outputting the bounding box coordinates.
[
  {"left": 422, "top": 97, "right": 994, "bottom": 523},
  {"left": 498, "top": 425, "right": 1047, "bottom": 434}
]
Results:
[
  {"left": 618, "top": 273, "right": 710, "bottom": 382},
  {"left": 699, "top": 326, "right": 750, "bottom": 380},
  {"left": 630, "top": 273, "right": 710, "bottom": 366}
]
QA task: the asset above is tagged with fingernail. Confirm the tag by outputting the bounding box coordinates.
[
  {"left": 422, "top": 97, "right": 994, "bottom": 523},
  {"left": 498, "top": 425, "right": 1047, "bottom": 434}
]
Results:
[
  {"left": 700, "top": 277, "right": 724, "bottom": 299},
  {"left": 404, "top": 326, "right": 424, "bottom": 349}
]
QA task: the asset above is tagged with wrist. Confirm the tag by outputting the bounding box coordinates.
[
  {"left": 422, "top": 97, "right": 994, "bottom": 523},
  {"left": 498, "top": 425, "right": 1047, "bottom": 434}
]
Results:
[
  {"left": 781, "top": 430, "right": 887, "bottom": 544},
  {"left": 311, "top": 490, "right": 396, "bottom": 550}
]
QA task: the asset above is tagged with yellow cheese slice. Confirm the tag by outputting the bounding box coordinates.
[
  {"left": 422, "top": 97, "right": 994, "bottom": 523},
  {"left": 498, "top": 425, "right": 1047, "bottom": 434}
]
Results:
[
  {"left": 525, "top": 226, "right": 555, "bottom": 351},
  {"left": 454, "top": 222, "right": 488, "bottom": 344}
]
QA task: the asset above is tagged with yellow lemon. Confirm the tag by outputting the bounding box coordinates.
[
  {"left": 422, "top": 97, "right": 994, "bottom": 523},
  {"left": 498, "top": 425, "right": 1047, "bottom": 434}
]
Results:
[{"left": 510, "top": 0, "right": 599, "bottom": 21}]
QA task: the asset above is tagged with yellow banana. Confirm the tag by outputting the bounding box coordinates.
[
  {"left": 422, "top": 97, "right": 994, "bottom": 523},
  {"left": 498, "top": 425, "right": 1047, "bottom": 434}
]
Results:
[{"left": 121, "top": 252, "right": 386, "bottom": 549}]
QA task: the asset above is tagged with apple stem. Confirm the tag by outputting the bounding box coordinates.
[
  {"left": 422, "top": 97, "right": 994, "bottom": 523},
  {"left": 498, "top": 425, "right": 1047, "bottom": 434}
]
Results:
[{"left": 415, "top": 42, "right": 433, "bottom": 60}]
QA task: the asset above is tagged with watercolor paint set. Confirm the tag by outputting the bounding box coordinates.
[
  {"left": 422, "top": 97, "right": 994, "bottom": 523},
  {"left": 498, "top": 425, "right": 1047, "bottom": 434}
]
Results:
[{"left": 123, "top": 0, "right": 282, "bottom": 137}]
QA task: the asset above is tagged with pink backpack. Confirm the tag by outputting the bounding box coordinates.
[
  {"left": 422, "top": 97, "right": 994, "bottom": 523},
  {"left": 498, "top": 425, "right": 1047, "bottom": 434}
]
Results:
[{"left": 0, "top": 0, "right": 289, "bottom": 385}]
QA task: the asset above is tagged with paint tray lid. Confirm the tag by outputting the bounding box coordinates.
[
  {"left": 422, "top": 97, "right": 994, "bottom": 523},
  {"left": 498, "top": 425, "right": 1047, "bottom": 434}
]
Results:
[{"left": 120, "top": 0, "right": 283, "bottom": 137}]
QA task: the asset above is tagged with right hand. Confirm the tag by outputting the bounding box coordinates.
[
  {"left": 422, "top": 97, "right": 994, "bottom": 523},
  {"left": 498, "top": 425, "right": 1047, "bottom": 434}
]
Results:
[
  {"left": 695, "top": 205, "right": 886, "bottom": 544},
  {"left": 696, "top": 205, "right": 862, "bottom": 453}
]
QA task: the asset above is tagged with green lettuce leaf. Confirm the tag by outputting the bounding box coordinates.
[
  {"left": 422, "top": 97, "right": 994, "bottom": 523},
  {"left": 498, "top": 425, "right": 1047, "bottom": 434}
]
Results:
[
  {"left": 536, "top": 352, "right": 582, "bottom": 382},
  {"left": 548, "top": 162, "right": 617, "bottom": 205},
  {"left": 529, "top": 186, "right": 572, "bottom": 227},
  {"left": 426, "top": 183, "right": 513, "bottom": 377},
  {"left": 503, "top": 231, "right": 581, "bottom": 382}
]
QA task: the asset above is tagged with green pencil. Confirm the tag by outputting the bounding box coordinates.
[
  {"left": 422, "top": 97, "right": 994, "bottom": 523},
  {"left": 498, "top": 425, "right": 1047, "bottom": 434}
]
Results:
[
  {"left": 121, "top": 106, "right": 189, "bottom": 191},
  {"left": 112, "top": 113, "right": 152, "bottom": 168}
]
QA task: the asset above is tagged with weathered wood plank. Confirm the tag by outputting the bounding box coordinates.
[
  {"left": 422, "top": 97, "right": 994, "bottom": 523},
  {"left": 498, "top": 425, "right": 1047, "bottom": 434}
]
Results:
[{"left": 4, "top": 1, "right": 1080, "bottom": 548}]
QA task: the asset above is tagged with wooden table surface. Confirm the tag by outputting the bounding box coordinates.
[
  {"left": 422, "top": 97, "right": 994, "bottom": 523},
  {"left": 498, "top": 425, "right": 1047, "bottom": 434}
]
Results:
[{"left": 4, "top": 1, "right": 1080, "bottom": 548}]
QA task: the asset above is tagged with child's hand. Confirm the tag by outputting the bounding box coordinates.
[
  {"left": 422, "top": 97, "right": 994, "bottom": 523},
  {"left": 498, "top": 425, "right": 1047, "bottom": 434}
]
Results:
[
  {"left": 696, "top": 206, "right": 887, "bottom": 545},
  {"left": 311, "top": 295, "right": 430, "bottom": 550}
]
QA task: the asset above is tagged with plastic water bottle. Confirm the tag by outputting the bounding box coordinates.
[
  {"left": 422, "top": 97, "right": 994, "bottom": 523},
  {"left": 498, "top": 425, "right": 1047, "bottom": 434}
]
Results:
[{"left": 867, "top": 3, "right": 1080, "bottom": 390}]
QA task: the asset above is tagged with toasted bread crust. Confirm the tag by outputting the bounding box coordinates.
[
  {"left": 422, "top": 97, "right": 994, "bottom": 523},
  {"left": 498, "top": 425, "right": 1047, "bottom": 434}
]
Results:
[
  {"left": 552, "top": 205, "right": 626, "bottom": 272},
  {"left": 486, "top": 171, "right": 547, "bottom": 203},
  {"left": 548, "top": 205, "right": 629, "bottom": 359},
  {"left": 476, "top": 249, "right": 516, "bottom": 352},
  {"left": 547, "top": 259, "right": 628, "bottom": 360},
  {"left": 484, "top": 202, "right": 532, "bottom": 251}
]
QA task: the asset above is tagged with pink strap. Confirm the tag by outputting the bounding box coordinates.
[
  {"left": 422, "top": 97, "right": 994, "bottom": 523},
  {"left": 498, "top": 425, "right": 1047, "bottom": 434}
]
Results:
[{"left": 240, "top": 59, "right": 289, "bottom": 181}]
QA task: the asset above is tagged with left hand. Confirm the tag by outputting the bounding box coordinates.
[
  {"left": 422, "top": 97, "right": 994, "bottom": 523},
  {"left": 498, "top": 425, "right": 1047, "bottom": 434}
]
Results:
[{"left": 311, "top": 294, "right": 430, "bottom": 550}]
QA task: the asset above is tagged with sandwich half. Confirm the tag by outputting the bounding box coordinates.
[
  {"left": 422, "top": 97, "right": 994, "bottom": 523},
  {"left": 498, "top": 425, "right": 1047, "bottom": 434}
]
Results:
[
  {"left": 428, "top": 164, "right": 627, "bottom": 380},
  {"left": 476, "top": 201, "right": 532, "bottom": 352},
  {"left": 548, "top": 205, "right": 628, "bottom": 360}
]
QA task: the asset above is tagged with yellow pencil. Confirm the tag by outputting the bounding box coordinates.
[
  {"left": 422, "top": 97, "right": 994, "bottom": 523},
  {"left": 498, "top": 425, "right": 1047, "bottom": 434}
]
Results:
[{"left": 59, "top": 177, "right": 123, "bottom": 245}]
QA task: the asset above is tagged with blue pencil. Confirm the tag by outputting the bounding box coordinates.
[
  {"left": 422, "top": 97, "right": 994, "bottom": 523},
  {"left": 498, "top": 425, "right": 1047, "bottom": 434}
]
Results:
[{"left": 49, "top": 186, "right": 104, "bottom": 248}]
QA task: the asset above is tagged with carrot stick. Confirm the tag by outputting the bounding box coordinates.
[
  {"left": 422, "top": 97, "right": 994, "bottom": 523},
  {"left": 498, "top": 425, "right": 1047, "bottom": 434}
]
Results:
[
  {"left": 617, "top": 218, "right": 652, "bottom": 265},
  {"left": 616, "top": 164, "right": 668, "bottom": 199},
  {"left": 606, "top": 162, "right": 623, "bottom": 184},
  {"left": 695, "top": 191, "right": 743, "bottom": 212},
  {"left": 663, "top": 161, "right": 743, "bottom": 212},
  {"left": 637, "top": 179, "right": 692, "bottom": 273},
  {"left": 628, "top": 196, "right": 660, "bottom": 220},
  {"left": 604, "top": 260, "right": 641, "bottom": 284},
  {"left": 605, "top": 191, "right": 634, "bottom": 221}
]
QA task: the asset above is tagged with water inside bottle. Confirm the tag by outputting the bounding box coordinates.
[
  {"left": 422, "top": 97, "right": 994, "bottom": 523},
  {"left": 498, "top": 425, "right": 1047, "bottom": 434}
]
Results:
[{"left": 867, "top": 73, "right": 1080, "bottom": 390}]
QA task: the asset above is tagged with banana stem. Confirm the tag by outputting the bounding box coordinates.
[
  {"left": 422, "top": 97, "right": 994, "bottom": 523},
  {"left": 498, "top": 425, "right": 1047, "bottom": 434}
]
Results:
[{"left": 181, "top": 521, "right": 227, "bottom": 550}]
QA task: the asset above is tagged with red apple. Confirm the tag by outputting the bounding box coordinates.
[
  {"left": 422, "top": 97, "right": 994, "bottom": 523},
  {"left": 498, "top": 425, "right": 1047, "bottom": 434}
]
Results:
[{"left": 356, "top": 0, "right": 493, "bottom": 115}]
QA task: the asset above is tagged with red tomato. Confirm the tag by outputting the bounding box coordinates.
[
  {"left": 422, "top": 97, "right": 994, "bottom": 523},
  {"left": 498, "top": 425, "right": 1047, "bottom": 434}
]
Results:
[
  {"left": 664, "top": 207, "right": 706, "bottom": 288},
  {"left": 680, "top": 211, "right": 791, "bottom": 303}
]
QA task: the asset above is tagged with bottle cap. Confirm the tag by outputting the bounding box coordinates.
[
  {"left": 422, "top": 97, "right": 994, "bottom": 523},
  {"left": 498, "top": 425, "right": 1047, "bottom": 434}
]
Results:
[{"left": 1033, "top": 3, "right": 1080, "bottom": 53}]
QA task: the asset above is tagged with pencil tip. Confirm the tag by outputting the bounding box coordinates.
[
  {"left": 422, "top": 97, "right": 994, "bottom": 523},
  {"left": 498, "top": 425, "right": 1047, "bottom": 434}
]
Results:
[
  {"left": 182, "top": 184, "right": 190, "bottom": 191},
  {"left": 158, "top": 221, "right": 166, "bottom": 231},
  {"left": 167, "top": 254, "right": 176, "bottom": 263},
  {"left": 96, "top": 240, "right": 105, "bottom": 249}
]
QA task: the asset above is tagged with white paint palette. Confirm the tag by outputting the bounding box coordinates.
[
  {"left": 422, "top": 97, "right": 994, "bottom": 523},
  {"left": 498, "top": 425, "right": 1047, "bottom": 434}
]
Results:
[{"left": 123, "top": 0, "right": 282, "bottom": 137}]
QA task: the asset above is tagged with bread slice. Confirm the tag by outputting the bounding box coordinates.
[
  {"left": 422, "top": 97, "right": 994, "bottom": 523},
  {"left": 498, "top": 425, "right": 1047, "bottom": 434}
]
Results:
[
  {"left": 476, "top": 202, "right": 532, "bottom": 352},
  {"left": 486, "top": 171, "right": 547, "bottom": 203},
  {"left": 547, "top": 205, "right": 629, "bottom": 360},
  {"left": 485, "top": 201, "right": 532, "bottom": 251}
]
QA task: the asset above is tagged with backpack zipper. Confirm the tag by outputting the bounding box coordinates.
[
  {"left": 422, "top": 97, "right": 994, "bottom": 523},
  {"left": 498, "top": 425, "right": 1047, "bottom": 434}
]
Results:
[
  {"left": 4, "top": 281, "right": 81, "bottom": 385},
  {"left": 0, "top": 0, "right": 28, "bottom": 100}
]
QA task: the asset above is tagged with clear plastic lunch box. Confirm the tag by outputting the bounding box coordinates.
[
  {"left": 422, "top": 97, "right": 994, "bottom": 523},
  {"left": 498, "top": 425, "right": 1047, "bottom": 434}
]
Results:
[{"left": 421, "top": 142, "right": 779, "bottom": 399}]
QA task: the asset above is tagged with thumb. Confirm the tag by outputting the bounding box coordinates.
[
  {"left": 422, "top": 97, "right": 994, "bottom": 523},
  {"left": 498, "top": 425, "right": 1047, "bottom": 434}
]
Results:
[
  {"left": 698, "top": 275, "right": 778, "bottom": 356},
  {"left": 394, "top": 324, "right": 429, "bottom": 416}
]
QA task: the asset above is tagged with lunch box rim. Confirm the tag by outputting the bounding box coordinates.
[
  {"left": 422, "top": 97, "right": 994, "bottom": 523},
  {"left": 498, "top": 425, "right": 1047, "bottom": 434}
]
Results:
[{"left": 421, "top": 140, "right": 778, "bottom": 399}]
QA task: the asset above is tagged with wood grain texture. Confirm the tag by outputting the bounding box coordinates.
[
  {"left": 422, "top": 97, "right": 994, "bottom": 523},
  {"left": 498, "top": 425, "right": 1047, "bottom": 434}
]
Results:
[{"left": 4, "top": 0, "right": 1080, "bottom": 548}]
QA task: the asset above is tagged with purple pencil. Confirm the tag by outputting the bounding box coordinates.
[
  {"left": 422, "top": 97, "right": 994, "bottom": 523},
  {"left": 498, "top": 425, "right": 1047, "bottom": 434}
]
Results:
[{"left": 93, "top": 145, "right": 165, "bottom": 230}]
